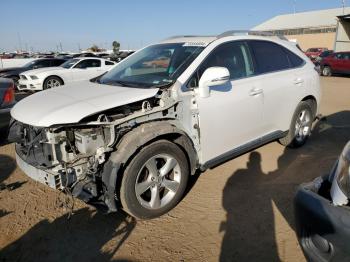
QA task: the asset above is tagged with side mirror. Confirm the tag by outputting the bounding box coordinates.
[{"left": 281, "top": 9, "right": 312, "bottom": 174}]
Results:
[{"left": 198, "top": 67, "right": 230, "bottom": 98}]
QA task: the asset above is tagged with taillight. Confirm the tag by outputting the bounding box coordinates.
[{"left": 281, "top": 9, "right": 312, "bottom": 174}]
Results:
[{"left": 3, "top": 83, "right": 15, "bottom": 104}]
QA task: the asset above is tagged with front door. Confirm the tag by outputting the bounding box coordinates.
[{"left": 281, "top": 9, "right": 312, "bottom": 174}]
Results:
[
  {"left": 193, "top": 41, "right": 263, "bottom": 164},
  {"left": 71, "top": 59, "right": 103, "bottom": 81}
]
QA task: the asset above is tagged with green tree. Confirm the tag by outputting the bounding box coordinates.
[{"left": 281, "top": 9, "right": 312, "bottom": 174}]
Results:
[{"left": 112, "top": 41, "right": 120, "bottom": 55}]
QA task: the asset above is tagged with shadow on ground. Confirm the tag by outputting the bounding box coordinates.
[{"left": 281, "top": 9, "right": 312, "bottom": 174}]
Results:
[
  {"left": 0, "top": 154, "right": 17, "bottom": 187},
  {"left": 220, "top": 111, "right": 350, "bottom": 262},
  {"left": 0, "top": 207, "right": 136, "bottom": 262}
]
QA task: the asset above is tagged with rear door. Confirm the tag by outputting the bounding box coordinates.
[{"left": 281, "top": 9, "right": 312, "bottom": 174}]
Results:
[
  {"left": 332, "top": 53, "right": 344, "bottom": 73},
  {"left": 344, "top": 53, "right": 350, "bottom": 74},
  {"left": 248, "top": 40, "right": 307, "bottom": 134}
]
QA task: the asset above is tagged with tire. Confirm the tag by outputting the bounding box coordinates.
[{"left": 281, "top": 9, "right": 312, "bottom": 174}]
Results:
[
  {"left": 43, "top": 76, "right": 63, "bottom": 90},
  {"left": 279, "top": 101, "right": 314, "bottom": 148},
  {"left": 322, "top": 66, "right": 332, "bottom": 77},
  {"left": 120, "top": 140, "right": 189, "bottom": 219}
]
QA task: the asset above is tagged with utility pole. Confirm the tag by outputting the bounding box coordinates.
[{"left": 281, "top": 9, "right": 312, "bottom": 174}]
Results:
[
  {"left": 17, "top": 32, "right": 22, "bottom": 52},
  {"left": 342, "top": 0, "right": 345, "bottom": 14},
  {"left": 293, "top": 0, "right": 296, "bottom": 14}
]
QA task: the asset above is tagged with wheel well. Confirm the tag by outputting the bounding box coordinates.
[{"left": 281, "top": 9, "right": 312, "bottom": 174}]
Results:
[
  {"left": 302, "top": 96, "right": 317, "bottom": 118},
  {"left": 43, "top": 75, "right": 64, "bottom": 87},
  {"left": 122, "top": 133, "right": 198, "bottom": 177}
]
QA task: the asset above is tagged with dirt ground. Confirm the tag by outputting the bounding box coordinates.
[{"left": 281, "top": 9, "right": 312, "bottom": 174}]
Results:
[{"left": 1, "top": 77, "right": 350, "bottom": 262}]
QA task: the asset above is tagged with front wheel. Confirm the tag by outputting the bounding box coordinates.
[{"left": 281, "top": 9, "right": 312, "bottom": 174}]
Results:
[
  {"left": 120, "top": 140, "right": 189, "bottom": 219},
  {"left": 43, "top": 76, "right": 63, "bottom": 90},
  {"left": 279, "top": 101, "right": 314, "bottom": 148}
]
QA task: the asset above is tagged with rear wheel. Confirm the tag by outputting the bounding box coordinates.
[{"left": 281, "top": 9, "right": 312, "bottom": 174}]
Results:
[
  {"left": 279, "top": 101, "right": 314, "bottom": 148},
  {"left": 43, "top": 76, "right": 63, "bottom": 90},
  {"left": 120, "top": 140, "right": 189, "bottom": 219},
  {"left": 322, "top": 66, "right": 332, "bottom": 76}
]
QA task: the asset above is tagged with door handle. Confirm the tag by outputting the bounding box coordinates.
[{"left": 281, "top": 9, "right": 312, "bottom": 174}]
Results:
[
  {"left": 293, "top": 78, "right": 304, "bottom": 85},
  {"left": 249, "top": 88, "right": 263, "bottom": 96}
]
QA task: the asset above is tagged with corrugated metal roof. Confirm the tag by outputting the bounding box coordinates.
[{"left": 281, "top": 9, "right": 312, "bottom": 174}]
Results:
[{"left": 253, "top": 7, "right": 350, "bottom": 31}]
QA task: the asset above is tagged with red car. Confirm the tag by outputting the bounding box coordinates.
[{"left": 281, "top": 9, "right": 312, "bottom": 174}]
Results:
[
  {"left": 320, "top": 52, "right": 350, "bottom": 76},
  {"left": 305, "top": 47, "right": 328, "bottom": 62}
]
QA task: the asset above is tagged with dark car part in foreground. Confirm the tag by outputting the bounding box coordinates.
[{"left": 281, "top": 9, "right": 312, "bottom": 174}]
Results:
[
  {"left": 295, "top": 142, "right": 350, "bottom": 262},
  {"left": 0, "top": 78, "right": 15, "bottom": 133}
]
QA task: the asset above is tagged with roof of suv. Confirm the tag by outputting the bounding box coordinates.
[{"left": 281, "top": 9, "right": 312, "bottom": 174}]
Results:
[{"left": 160, "top": 30, "right": 289, "bottom": 45}]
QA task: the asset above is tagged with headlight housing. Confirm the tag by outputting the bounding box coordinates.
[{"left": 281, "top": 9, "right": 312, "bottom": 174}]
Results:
[
  {"left": 331, "top": 142, "right": 350, "bottom": 205},
  {"left": 30, "top": 75, "right": 38, "bottom": 80}
]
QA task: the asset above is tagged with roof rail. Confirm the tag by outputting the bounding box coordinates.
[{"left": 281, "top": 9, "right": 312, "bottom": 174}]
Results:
[
  {"left": 217, "top": 30, "right": 288, "bottom": 41},
  {"left": 163, "top": 35, "right": 215, "bottom": 41}
]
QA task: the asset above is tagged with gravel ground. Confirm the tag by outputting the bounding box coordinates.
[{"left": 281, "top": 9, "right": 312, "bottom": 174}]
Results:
[{"left": 1, "top": 77, "right": 350, "bottom": 262}]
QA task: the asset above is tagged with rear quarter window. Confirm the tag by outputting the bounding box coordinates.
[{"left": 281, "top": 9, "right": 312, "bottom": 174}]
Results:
[{"left": 285, "top": 49, "right": 305, "bottom": 68}]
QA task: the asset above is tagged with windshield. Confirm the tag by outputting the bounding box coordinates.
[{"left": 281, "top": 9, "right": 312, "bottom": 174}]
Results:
[
  {"left": 61, "top": 59, "right": 80, "bottom": 69},
  {"left": 99, "top": 43, "right": 205, "bottom": 88}
]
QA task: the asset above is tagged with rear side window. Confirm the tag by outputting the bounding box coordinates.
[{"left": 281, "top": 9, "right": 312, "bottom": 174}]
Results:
[
  {"left": 51, "top": 59, "right": 66, "bottom": 66},
  {"left": 34, "top": 59, "right": 51, "bottom": 68},
  {"left": 249, "top": 41, "right": 290, "bottom": 74}
]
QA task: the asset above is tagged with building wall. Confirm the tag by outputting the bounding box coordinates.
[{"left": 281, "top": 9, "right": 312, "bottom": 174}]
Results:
[
  {"left": 285, "top": 32, "right": 336, "bottom": 51},
  {"left": 335, "top": 20, "right": 350, "bottom": 52}
]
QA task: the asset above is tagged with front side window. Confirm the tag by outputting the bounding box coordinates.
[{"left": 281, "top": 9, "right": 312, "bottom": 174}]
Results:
[
  {"left": 188, "top": 41, "right": 254, "bottom": 88},
  {"left": 33, "top": 59, "right": 51, "bottom": 68},
  {"left": 249, "top": 41, "right": 290, "bottom": 74},
  {"left": 74, "top": 59, "right": 101, "bottom": 68},
  {"left": 61, "top": 59, "right": 80, "bottom": 69},
  {"left": 99, "top": 43, "right": 204, "bottom": 88}
]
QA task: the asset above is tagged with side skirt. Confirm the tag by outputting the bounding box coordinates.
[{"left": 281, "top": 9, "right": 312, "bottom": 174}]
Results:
[{"left": 200, "top": 130, "right": 287, "bottom": 170}]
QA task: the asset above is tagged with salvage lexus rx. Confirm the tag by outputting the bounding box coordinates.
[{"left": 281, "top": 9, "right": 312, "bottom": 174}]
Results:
[{"left": 9, "top": 31, "right": 321, "bottom": 219}]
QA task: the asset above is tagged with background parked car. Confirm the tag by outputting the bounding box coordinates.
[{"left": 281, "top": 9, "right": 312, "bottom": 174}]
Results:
[
  {"left": 72, "top": 52, "right": 97, "bottom": 58},
  {"left": 320, "top": 52, "right": 350, "bottom": 76},
  {"left": 0, "top": 58, "right": 67, "bottom": 86},
  {"left": 305, "top": 47, "right": 328, "bottom": 62},
  {"left": 17, "top": 57, "right": 116, "bottom": 91},
  {"left": 0, "top": 78, "right": 15, "bottom": 137}
]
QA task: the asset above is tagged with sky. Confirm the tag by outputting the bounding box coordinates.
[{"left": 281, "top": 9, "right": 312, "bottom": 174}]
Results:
[{"left": 0, "top": 0, "right": 348, "bottom": 52}]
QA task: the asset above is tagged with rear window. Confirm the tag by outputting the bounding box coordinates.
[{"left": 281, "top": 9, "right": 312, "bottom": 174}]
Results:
[
  {"left": 249, "top": 41, "right": 290, "bottom": 74},
  {"left": 105, "top": 61, "right": 114, "bottom": 65}
]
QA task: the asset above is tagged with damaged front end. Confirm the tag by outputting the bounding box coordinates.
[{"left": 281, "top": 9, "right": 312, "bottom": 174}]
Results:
[
  {"left": 11, "top": 121, "right": 115, "bottom": 209},
  {"left": 10, "top": 88, "right": 191, "bottom": 212}
]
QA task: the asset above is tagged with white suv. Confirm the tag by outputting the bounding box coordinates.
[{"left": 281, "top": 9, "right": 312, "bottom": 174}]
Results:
[{"left": 10, "top": 31, "right": 320, "bottom": 219}]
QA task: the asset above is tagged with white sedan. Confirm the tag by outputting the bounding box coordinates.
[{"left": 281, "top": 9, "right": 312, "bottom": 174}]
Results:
[{"left": 18, "top": 57, "right": 116, "bottom": 91}]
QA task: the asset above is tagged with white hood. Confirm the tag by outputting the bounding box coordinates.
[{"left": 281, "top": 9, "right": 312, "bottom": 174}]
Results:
[{"left": 11, "top": 81, "right": 159, "bottom": 127}]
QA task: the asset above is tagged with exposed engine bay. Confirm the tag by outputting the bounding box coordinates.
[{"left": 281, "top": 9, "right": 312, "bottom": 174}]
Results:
[{"left": 9, "top": 89, "right": 199, "bottom": 212}]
